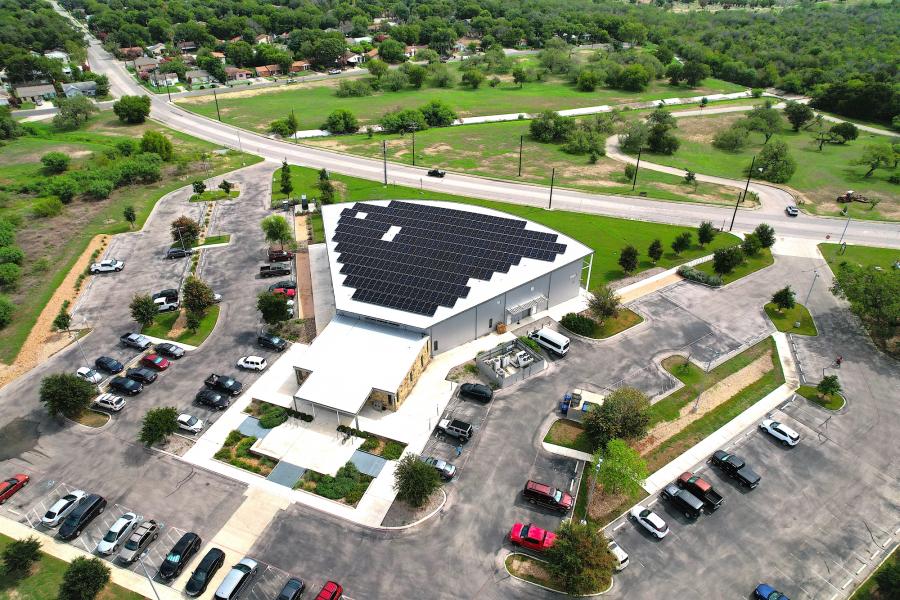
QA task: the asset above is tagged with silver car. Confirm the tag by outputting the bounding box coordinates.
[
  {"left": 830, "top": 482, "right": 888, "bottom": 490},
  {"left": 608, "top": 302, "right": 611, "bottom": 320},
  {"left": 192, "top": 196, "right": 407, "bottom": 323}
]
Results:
[
  {"left": 97, "top": 512, "right": 141, "bottom": 555},
  {"left": 41, "top": 490, "right": 88, "bottom": 528},
  {"left": 118, "top": 519, "right": 159, "bottom": 563}
]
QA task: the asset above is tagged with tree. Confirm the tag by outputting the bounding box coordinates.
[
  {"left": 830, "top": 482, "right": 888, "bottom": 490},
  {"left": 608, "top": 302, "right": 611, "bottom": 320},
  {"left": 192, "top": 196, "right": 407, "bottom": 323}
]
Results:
[
  {"left": 855, "top": 142, "right": 894, "bottom": 177},
  {"left": 312, "top": 37, "right": 347, "bottom": 68},
  {"left": 681, "top": 61, "right": 710, "bottom": 87},
  {"left": 364, "top": 58, "right": 388, "bottom": 80},
  {"left": 141, "top": 131, "right": 173, "bottom": 161},
  {"left": 192, "top": 180, "right": 206, "bottom": 195},
  {"left": 744, "top": 105, "right": 783, "bottom": 144},
  {"left": 618, "top": 121, "right": 648, "bottom": 153},
  {"left": 618, "top": 245, "right": 638, "bottom": 274},
  {"left": 873, "top": 552, "right": 900, "bottom": 596},
  {"left": 317, "top": 179, "right": 336, "bottom": 204},
  {"left": 129, "top": 294, "right": 157, "bottom": 328},
  {"left": 831, "top": 264, "right": 900, "bottom": 341},
  {"left": 576, "top": 69, "right": 599, "bottom": 92},
  {"left": 741, "top": 232, "right": 761, "bottom": 257},
  {"left": 58, "top": 556, "right": 110, "bottom": 600},
  {"left": 756, "top": 140, "right": 796, "bottom": 183},
  {"left": 713, "top": 125, "right": 749, "bottom": 152},
  {"left": 53, "top": 307, "right": 72, "bottom": 331},
  {"left": 112, "top": 95, "right": 151, "bottom": 124},
  {"left": 53, "top": 96, "right": 96, "bottom": 131},
  {"left": 544, "top": 520, "right": 616, "bottom": 595},
  {"left": 529, "top": 110, "right": 572, "bottom": 143},
  {"left": 123, "top": 205, "right": 136, "bottom": 228},
  {"left": 40, "top": 373, "right": 95, "bottom": 418},
  {"left": 185, "top": 310, "right": 202, "bottom": 332},
  {"left": 684, "top": 170, "right": 697, "bottom": 188},
  {"left": 713, "top": 246, "right": 744, "bottom": 275},
  {"left": 393, "top": 453, "right": 439, "bottom": 507},
  {"left": 323, "top": 109, "right": 359, "bottom": 134},
  {"left": 183, "top": 276, "right": 215, "bottom": 314},
  {"left": 219, "top": 180, "right": 233, "bottom": 193},
  {"left": 698, "top": 221, "right": 716, "bottom": 247},
  {"left": 666, "top": 62, "right": 684, "bottom": 86},
  {"left": 261, "top": 214, "right": 293, "bottom": 250},
  {"left": 41, "top": 152, "right": 70, "bottom": 174},
  {"left": 648, "top": 239, "right": 663, "bottom": 263},
  {"left": 588, "top": 285, "right": 620, "bottom": 323},
  {"left": 784, "top": 101, "right": 814, "bottom": 131},
  {"left": 419, "top": 100, "right": 457, "bottom": 127},
  {"left": 257, "top": 291, "right": 291, "bottom": 325},
  {"left": 583, "top": 387, "right": 650, "bottom": 451},
  {"left": 671, "top": 231, "right": 692, "bottom": 255},
  {"left": 598, "top": 439, "right": 648, "bottom": 496},
  {"left": 402, "top": 63, "right": 427, "bottom": 88},
  {"left": 829, "top": 122, "right": 859, "bottom": 143},
  {"left": 512, "top": 65, "right": 527, "bottom": 88},
  {"left": 461, "top": 68, "right": 485, "bottom": 89},
  {"left": 139, "top": 407, "right": 178, "bottom": 446},
  {"left": 380, "top": 108, "right": 427, "bottom": 134},
  {"left": 753, "top": 223, "right": 776, "bottom": 248},
  {"left": 2, "top": 536, "right": 42, "bottom": 576},
  {"left": 171, "top": 216, "right": 200, "bottom": 247},
  {"left": 279, "top": 161, "right": 292, "bottom": 196},
  {"left": 378, "top": 38, "right": 407, "bottom": 63},
  {"left": 772, "top": 286, "right": 795, "bottom": 311},
  {"left": 0, "top": 295, "right": 13, "bottom": 328},
  {"left": 817, "top": 375, "right": 841, "bottom": 398}
]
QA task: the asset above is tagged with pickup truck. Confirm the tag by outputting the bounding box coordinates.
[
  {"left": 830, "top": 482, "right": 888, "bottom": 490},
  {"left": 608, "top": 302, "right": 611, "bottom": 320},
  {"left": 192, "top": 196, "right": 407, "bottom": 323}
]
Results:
[
  {"left": 676, "top": 471, "right": 724, "bottom": 511},
  {"left": 204, "top": 374, "right": 243, "bottom": 396},
  {"left": 120, "top": 333, "right": 152, "bottom": 350},
  {"left": 267, "top": 248, "right": 295, "bottom": 262},
  {"left": 259, "top": 264, "right": 292, "bottom": 278},
  {"left": 709, "top": 450, "right": 761, "bottom": 489}
]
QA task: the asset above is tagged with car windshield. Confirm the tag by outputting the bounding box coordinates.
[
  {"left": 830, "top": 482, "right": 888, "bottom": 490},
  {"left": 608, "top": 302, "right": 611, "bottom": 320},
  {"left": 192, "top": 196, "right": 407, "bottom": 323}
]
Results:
[
  {"left": 185, "top": 416, "right": 197, "bottom": 425},
  {"left": 192, "top": 570, "right": 207, "bottom": 583},
  {"left": 166, "top": 552, "right": 181, "bottom": 563},
  {"left": 235, "top": 564, "right": 251, "bottom": 574},
  {"left": 124, "top": 538, "right": 140, "bottom": 550},
  {"left": 553, "top": 490, "right": 562, "bottom": 502},
  {"left": 103, "top": 529, "right": 121, "bottom": 542}
]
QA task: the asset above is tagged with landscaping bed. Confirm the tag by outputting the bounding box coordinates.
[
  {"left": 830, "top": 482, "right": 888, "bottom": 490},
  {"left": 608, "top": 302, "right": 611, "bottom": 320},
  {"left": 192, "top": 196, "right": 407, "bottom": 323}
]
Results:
[
  {"left": 244, "top": 399, "right": 313, "bottom": 425},
  {"left": 195, "top": 234, "right": 231, "bottom": 247},
  {"left": 764, "top": 302, "right": 817, "bottom": 336},
  {"left": 695, "top": 248, "right": 774, "bottom": 285},
  {"left": 141, "top": 305, "right": 219, "bottom": 346},
  {"left": 72, "top": 409, "right": 109, "bottom": 428},
  {"left": 560, "top": 308, "right": 643, "bottom": 339},
  {"left": 337, "top": 425, "right": 406, "bottom": 459},
  {"left": 796, "top": 385, "right": 845, "bottom": 411},
  {"left": 294, "top": 461, "right": 373, "bottom": 506},
  {"left": 505, "top": 553, "right": 562, "bottom": 591},
  {"left": 214, "top": 430, "right": 277, "bottom": 476},
  {"left": 543, "top": 419, "right": 593, "bottom": 454},
  {"left": 380, "top": 489, "right": 444, "bottom": 527},
  {"left": 190, "top": 190, "right": 239, "bottom": 202},
  {"left": 850, "top": 546, "right": 898, "bottom": 599}
]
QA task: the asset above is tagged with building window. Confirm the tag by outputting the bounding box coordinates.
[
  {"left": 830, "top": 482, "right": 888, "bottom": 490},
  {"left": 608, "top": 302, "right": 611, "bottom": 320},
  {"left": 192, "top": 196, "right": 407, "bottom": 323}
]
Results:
[
  {"left": 433, "top": 340, "right": 438, "bottom": 351},
  {"left": 489, "top": 318, "right": 493, "bottom": 328}
]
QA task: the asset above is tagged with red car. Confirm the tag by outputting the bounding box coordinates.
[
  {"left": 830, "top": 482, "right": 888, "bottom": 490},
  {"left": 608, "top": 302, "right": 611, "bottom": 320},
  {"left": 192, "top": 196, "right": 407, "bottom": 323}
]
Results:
[
  {"left": 140, "top": 353, "right": 170, "bottom": 371},
  {"left": 314, "top": 581, "right": 343, "bottom": 600},
  {"left": 273, "top": 287, "right": 296, "bottom": 298},
  {"left": 0, "top": 474, "right": 29, "bottom": 504},
  {"left": 509, "top": 522, "right": 556, "bottom": 552}
]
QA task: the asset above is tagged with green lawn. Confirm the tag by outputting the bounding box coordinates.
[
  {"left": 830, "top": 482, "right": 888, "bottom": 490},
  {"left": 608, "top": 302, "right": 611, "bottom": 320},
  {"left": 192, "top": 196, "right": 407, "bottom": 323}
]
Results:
[
  {"left": 196, "top": 234, "right": 231, "bottom": 246},
  {"left": 819, "top": 243, "right": 900, "bottom": 270},
  {"left": 850, "top": 546, "right": 897, "bottom": 599},
  {"left": 190, "top": 190, "right": 239, "bottom": 202},
  {"left": 0, "top": 533, "right": 144, "bottom": 600},
  {"left": 141, "top": 305, "right": 219, "bottom": 346},
  {"left": 796, "top": 385, "right": 845, "bottom": 411},
  {"left": 592, "top": 309, "right": 644, "bottom": 338},
  {"left": 543, "top": 419, "right": 593, "bottom": 453},
  {"left": 696, "top": 248, "right": 774, "bottom": 285},
  {"left": 764, "top": 302, "right": 817, "bottom": 336}
]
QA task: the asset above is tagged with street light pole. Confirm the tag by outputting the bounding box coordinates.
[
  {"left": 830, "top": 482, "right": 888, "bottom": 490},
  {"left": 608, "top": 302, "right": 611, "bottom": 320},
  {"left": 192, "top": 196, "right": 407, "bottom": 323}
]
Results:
[
  {"left": 382, "top": 141, "right": 388, "bottom": 185},
  {"left": 138, "top": 552, "right": 162, "bottom": 600},
  {"left": 804, "top": 270, "right": 819, "bottom": 306},
  {"left": 212, "top": 88, "right": 222, "bottom": 121},
  {"left": 730, "top": 156, "right": 756, "bottom": 232},
  {"left": 838, "top": 211, "right": 851, "bottom": 245},
  {"left": 631, "top": 147, "right": 642, "bottom": 191},
  {"left": 517, "top": 135, "right": 523, "bottom": 177},
  {"left": 412, "top": 128, "right": 416, "bottom": 166},
  {"left": 548, "top": 167, "right": 556, "bottom": 210}
]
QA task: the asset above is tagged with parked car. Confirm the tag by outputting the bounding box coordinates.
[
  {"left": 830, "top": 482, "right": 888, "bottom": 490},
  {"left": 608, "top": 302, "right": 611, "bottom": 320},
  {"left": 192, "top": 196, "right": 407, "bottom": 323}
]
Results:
[
  {"left": 760, "top": 419, "right": 800, "bottom": 446},
  {"left": 660, "top": 483, "right": 704, "bottom": 520},
  {"left": 109, "top": 376, "right": 143, "bottom": 395},
  {"left": 277, "top": 578, "right": 306, "bottom": 600},
  {"left": 314, "top": 581, "right": 343, "bottom": 600},
  {"left": 41, "top": 490, "right": 88, "bottom": 527},
  {"left": 185, "top": 547, "right": 226, "bottom": 597},
  {"left": 89, "top": 259, "right": 124, "bottom": 273},
  {"left": 178, "top": 414, "right": 204, "bottom": 433},
  {"left": 272, "top": 286, "right": 295, "bottom": 298},
  {"left": 522, "top": 479, "right": 573, "bottom": 513},
  {"left": 427, "top": 168, "right": 446, "bottom": 178},
  {"left": 237, "top": 356, "right": 267, "bottom": 371},
  {"left": 155, "top": 296, "right": 180, "bottom": 312},
  {"left": 166, "top": 247, "right": 193, "bottom": 259},
  {"left": 119, "top": 519, "right": 160, "bottom": 563},
  {"left": 422, "top": 456, "right": 456, "bottom": 480},
  {"left": 126, "top": 367, "right": 158, "bottom": 384},
  {"left": 755, "top": 583, "right": 790, "bottom": 600},
  {"left": 268, "top": 280, "right": 295, "bottom": 292},
  {"left": 268, "top": 248, "right": 295, "bottom": 262},
  {"left": 93, "top": 393, "right": 126, "bottom": 412},
  {"left": 327, "top": 68, "right": 342, "bottom": 75},
  {"left": 76, "top": 367, "right": 103, "bottom": 384},
  {"left": 676, "top": 471, "right": 724, "bottom": 512},
  {"left": 120, "top": 332, "right": 152, "bottom": 350},
  {"left": 709, "top": 450, "right": 761, "bottom": 488},
  {"left": 509, "top": 522, "right": 556, "bottom": 552},
  {"left": 258, "top": 332, "right": 287, "bottom": 351},
  {"left": 204, "top": 373, "right": 243, "bottom": 396},
  {"left": 58, "top": 493, "right": 106, "bottom": 540},
  {"left": 608, "top": 540, "right": 629, "bottom": 571},
  {"left": 0, "top": 474, "right": 29, "bottom": 505},
  {"left": 459, "top": 382, "right": 493, "bottom": 402},
  {"left": 785, "top": 205, "right": 799, "bottom": 217},
  {"left": 97, "top": 512, "right": 141, "bottom": 555},
  {"left": 141, "top": 353, "right": 170, "bottom": 371},
  {"left": 260, "top": 264, "right": 291, "bottom": 278},
  {"left": 196, "top": 389, "right": 230, "bottom": 410},
  {"left": 95, "top": 356, "right": 124, "bottom": 374},
  {"left": 437, "top": 418, "right": 473, "bottom": 442},
  {"left": 155, "top": 343, "right": 185, "bottom": 359},
  {"left": 158, "top": 532, "right": 202, "bottom": 581},
  {"left": 153, "top": 289, "right": 178, "bottom": 302},
  {"left": 213, "top": 557, "right": 258, "bottom": 600},
  {"left": 629, "top": 504, "right": 669, "bottom": 539}
]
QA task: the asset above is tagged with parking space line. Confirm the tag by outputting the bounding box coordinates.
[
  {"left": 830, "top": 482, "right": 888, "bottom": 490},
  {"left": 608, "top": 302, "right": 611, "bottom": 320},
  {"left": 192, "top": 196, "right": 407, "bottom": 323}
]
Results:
[
  {"left": 828, "top": 593, "right": 839, "bottom": 600},
  {"left": 855, "top": 564, "right": 866, "bottom": 575},
  {"left": 612, "top": 521, "right": 627, "bottom": 532},
  {"left": 870, "top": 550, "right": 880, "bottom": 560},
  {"left": 841, "top": 578, "right": 853, "bottom": 590}
]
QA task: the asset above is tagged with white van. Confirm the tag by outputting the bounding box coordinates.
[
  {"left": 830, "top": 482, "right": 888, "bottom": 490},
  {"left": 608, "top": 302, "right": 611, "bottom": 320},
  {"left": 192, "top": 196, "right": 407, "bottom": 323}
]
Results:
[{"left": 528, "top": 328, "right": 570, "bottom": 357}]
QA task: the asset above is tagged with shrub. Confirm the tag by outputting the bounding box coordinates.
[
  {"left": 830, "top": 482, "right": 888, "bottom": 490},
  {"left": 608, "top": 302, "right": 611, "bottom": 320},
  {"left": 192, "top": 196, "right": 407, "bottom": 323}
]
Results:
[
  {"left": 419, "top": 99, "right": 457, "bottom": 127},
  {"left": 0, "top": 245, "right": 24, "bottom": 265},
  {"left": 32, "top": 197, "right": 64, "bottom": 218},
  {"left": 712, "top": 246, "right": 744, "bottom": 275},
  {"left": 259, "top": 406, "right": 288, "bottom": 429},
  {"left": 624, "top": 163, "right": 636, "bottom": 181},
  {"left": 323, "top": 109, "right": 359, "bottom": 134},
  {"left": 41, "top": 151, "right": 71, "bottom": 173},
  {"left": 235, "top": 435, "right": 257, "bottom": 457},
  {"left": 0, "top": 295, "right": 13, "bottom": 327},
  {"left": 83, "top": 178, "right": 114, "bottom": 200},
  {"left": 335, "top": 79, "right": 373, "bottom": 97},
  {"left": 561, "top": 312, "right": 597, "bottom": 336},
  {"left": 140, "top": 130, "right": 173, "bottom": 161},
  {"left": 47, "top": 176, "right": 78, "bottom": 203},
  {"left": 382, "top": 440, "right": 406, "bottom": 460},
  {"left": 58, "top": 557, "right": 110, "bottom": 600},
  {"left": 2, "top": 535, "right": 42, "bottom": 575},
  {"left": 360, "top": 437, "right": 378, "bottom": 452},
  {"left": 224, "top": 430, "right": 244, "bottom": 447},
  {"left": 713, "top": 125, "right": 748, "bottom": 151},
  {"left": 380, "top": 108, "right": 427, "bottom": 134},
  {"left": 678, "top": 265, "right": 723, "bottom": 286},
  {"left": 0, "top": 262, "right": 22, "bottom": 287}
]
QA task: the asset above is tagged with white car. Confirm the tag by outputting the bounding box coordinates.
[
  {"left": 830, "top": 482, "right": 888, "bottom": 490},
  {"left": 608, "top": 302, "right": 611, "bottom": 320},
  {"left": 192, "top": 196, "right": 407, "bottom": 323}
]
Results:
[
  {"left": 785, "top": 205, "right": 799, "bottom": 217},
  {"left": 213, "top": 292, "right": 222, "bottom": 303},
  {"left": 96, "top": 512, "right": 141, "bottom": 555},
  {"left": 89, "top": 259, "right": 124, "bottom": 274},
  {"left": 177, "top": 414, "right": 204, "bottom": 434},
  {"left": 608, "top": 540, "right": 629, "bottom": 571},
  {"left": 76, "top": 367, "right": 103, "bottom": 384},
  {"left": 760, "top": 419, "right": 800, "bottom": 446},
  {"left": 236, "top": 356, "right": 268, "bottom": 371},
  {"left": 41, "top": 490, "right": 88, "bottom": 527},
  {"left": 93, "top": 393, "right": 126, "bottom": 412},
  {"left": 328, "top": 68, "right": 342, "bottom": 74},
  {"left": 629, "top": 505, "right": 669, "bottom": 539}
]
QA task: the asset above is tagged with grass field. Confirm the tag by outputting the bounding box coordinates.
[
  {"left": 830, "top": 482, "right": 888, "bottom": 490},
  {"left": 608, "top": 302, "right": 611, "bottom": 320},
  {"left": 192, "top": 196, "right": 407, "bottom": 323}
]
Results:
[
  {"left": 696, "top": 248, "right": 774, "bottom": 284},
  {"left": 196, "top": 234, "right": 231, "bottom": 247},
  {"left": 819, "top": 243, "right": 900, "bottom": 270},
  {"left": 276, "top": 165, "right": 741, "bottom": 290},
  {"left": 543, "top": 419, "right": 593, "bottom": 453},
  {"left": 765, "top": 302, "right": 817, "bottom": 336},
  {"left": 634, "top": 113, "right": 900, "bottom": 220},
  {"left": 0, "top": 113, "right": 258, "bottom": 364},
  {"left": 796, "top": 385, "right": 845, "bottom": 411}
]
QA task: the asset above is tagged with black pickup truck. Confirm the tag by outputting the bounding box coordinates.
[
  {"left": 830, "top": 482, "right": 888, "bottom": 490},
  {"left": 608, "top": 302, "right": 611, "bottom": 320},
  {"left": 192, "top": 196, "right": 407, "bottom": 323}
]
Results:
[
  {"left": 677, "top": 471, "right": 725, "bottom": 511},
  {"left": 708, "top": 450, "right": 761, "bottom": 489},
  {"left": 204, "top": 373, "right": 243, "bottom": 396},
  {"left": 259, "top": 264, "right": 292, "bottom": 278}
]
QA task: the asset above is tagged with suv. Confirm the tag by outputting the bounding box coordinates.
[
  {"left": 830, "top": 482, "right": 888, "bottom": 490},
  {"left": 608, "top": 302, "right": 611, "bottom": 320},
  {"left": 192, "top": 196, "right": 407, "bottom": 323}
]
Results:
[
  {"left": 120, "top": 332, "right": 152, "bottom": 350},
  {"left": 522, "top": 480, "right": 573, "bottom": 513},
  {"left": 118, "top": 519, "right": 159, "bottom": 563},
  {"left": 126, "top": 367, "right": 158, "bottom": 384},
  {"left": 204, "top": 373, "right": 243, "bottom": 396},
  {"left": 89, "top": 259, "right": 124, "bottom": 273},
  {"left": 437, "top": 418, "right": 473, "bottom": 442},
  {"left": 258, "top": 332, "right": 287, "bottom": 351},
  {"left": 58, "top": 493, "right": 106, "bottom": 540},
  {"left": 214, "top": 557, "right": 258, "bottom": 600},
  {"left": 95, "top": 356, "right": 124, "bottom": 374},
  {"left": 166, "top": 247, "right": 193, "bottom": 259},
  {"left": 459, "top": 383, "right": 493, "bottom": 402},
  {"left": 93, "top": 393, "right": 126, "bottom": 412},
  {"left": 660, "top": 483, "right": 704, "bottom": 520},
  {"left": 158, "top": 532, "right": 202, "bottom": 581}
]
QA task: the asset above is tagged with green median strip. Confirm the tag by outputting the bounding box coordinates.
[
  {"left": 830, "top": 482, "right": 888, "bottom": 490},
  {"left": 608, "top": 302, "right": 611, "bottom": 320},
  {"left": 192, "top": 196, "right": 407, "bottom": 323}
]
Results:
[
  {"left": 764, "top": 302, "right": 817, "bottom": 336},
  {"left": 695, "top": 247, "right": 774, "bottom": 285}
]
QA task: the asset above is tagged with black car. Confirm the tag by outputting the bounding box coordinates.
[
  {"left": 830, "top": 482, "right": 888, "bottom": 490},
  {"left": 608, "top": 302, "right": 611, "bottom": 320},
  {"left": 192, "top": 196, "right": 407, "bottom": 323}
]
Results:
[
  {"left": 58, "top": 494, "right": 106, "bottom": 540},
  {"left": 459, "top": 382, "right": 493, "bottom": 402},
  {"left": 95, "top": 356, "right": 124, "bottom": 374},
  {"left": 126, "top": 367, "right": 158, "bottom": 384},
  {"left": 260, "top": 264, "right": 292, "bottom": 278},
  {"left": 109, "top": 376, "right": 143, "bottom": 395},
  {"left": 427, "top": 168, "right": 446, "bottom": 178},
  {"left": 156, "top": 342, "right": 185, "bottom": 359},
  {"left": 277, "top": 578, "right": 306, "bottom": 600},
  {"left": 709, "top": 450, "right": 761, "bottom": 489},
  {"left": 153, "top": 288, "right": 179, "bottom": 302},
  {"left": 166, "top": 247, "right": 193, "bottom": 259},
  {"left": 258, "top": 332, "right": 287, "bottom": 351},
  {"left": 660, "top": 483, "right": 704, "bottom": 520},
  {"left": 204, "top": 373, "right": 243, "bottom": 396},
  {"left": 158, "top": 532, "right": 202, "bottom": 581},
  {"left": 195, "top": 389, "right": 230, "bottom": 410},
  {"left": 185, "top": 547, "right": 226, "bottom": 597}
]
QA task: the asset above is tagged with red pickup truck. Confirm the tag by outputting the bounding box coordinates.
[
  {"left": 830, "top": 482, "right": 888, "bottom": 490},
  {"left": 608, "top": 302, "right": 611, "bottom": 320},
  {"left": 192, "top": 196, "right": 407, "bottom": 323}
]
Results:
[{"left": 676, "top": 471, "right": 724, "bottom": 511}]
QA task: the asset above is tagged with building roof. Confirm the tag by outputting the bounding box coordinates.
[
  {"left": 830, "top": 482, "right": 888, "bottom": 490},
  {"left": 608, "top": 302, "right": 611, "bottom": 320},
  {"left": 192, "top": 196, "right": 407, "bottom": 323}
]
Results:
[
  {"left": 15, "top": 83, "right": 55, "bottom": 96},
  {"left": 225, "top": 66, "right": 251, "bottom": 75},
  {"left": 210, "top": 51, "right": 226, "bottom": 58},
  {"left": 62, "top": 81, "right": 96, "bottom": 91},
  {"left": 133, "top": 56, "right": 159, "bottom": 67},
  {"left": 322, "top": 200, "right": 593, "bottom": 330},
  {"left": 185, "top": 69, "right": 209, "bottom": 79},
  {"left": 293, "top": 315, "right": 428, "bottom": 415}
]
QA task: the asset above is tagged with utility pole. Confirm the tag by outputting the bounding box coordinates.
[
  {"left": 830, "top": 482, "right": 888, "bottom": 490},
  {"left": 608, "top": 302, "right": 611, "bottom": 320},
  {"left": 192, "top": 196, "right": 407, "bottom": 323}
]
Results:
[
  {"left": 291, "top": 108, "right": 297, "bottom": 143},
  {"left": 838, "top": 211, "right": 851, "bottom": 245},
  {"left": 212, "top": 88, "right": 222, "bottom": 121},
  {"left": 517, "top": 135, "right": 524, "bottom": 177},
  {"left": 412, "top": 128, "right": 416, "bottom": 166},
  {"left": 382, "top": 141, "right": 388, "bottom": 185},
  {"left": 804, "top": 270, "right": 819, "bottom": 306},
  {"left": 138, "top": 553, "right": 162, "bottom": 600},
  {"left": 165, "top": 80, "right": 171, "bottom": 102},
  {"left": 548, "top": 167, "right": 556, "bottom": 210},
  {"left": 631, "top": 147, "right": 642, "bottom": 191},
  {"left": 730, "top": 156, "right": 755, "bottom": 232}
]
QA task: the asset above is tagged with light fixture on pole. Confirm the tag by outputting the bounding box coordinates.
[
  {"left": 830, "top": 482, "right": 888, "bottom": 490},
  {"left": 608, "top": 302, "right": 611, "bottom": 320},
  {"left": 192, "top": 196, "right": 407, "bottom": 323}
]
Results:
[
  {"left": 731, "top": 155, "right": 757, "bottom": 231},
  {"left": 804, "top": 270, "right": 819, "bottom": 306},
  {"left": 382, "top": 141, "right": 388, "bottom": 185},
  {"left": 212, "top": 88, "right": 222, "bottom": 121},
  {"left": 838, "top": 211, "right": 851, "bottom": 245},
  {"left": 138, "top": 552, "right": 162, "bottom": 600},
  {"left": 548, "top": 168, "right": 556, "bottom": 210},
  {"left": 631, "top": 147, "right": 642, "bottom": 191},
  {"left": 517, "top": 135, "right": 524, "bottom": 177}
]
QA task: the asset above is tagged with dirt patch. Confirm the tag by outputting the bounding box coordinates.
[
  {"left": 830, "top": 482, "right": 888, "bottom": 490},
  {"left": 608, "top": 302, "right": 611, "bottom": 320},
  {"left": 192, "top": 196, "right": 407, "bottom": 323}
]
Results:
[
  {"left": 676, "top": 113, "right": 745, "bottom": 144},
  {"left": 587, "top": 483, "right": 633, "bottom": 522},
  {"left": 422, "top": 142, "right": 453, "bottom": 155},
  {"left": 304, "top": 138, "right": 350, "bottom": 152},
  {"left": 167, "top": 310, "right": 189, "bottom": 339},
  {"left": 446, "top": 360, "right": 490, "bottom": 385},
  {"left": 508, "top": 554, "right": 553, "bottom": 582},
  {"left": 609, "top": 266, "right": 666, "bottom": 291},
  {"left": 380, "top": 489, "right": 444, "bottom": 527},
  {"left": 15, "top": 145, "right": 95, "bottom": 164},
  {"left": 155, "top": 434, "right": 196, "bottom": 456}
]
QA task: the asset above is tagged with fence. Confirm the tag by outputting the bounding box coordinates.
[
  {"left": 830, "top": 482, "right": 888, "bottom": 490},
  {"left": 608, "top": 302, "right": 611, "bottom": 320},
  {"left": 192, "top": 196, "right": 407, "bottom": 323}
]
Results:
[{"left": 475, "top": 339, "right": 545, "bottom": 389}]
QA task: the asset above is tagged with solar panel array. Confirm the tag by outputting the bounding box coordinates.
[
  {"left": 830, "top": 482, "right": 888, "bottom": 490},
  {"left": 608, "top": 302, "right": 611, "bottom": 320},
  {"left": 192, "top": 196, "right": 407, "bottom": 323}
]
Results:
[{"left": 332, "top": 201, "right": 568, "bottom": 316}]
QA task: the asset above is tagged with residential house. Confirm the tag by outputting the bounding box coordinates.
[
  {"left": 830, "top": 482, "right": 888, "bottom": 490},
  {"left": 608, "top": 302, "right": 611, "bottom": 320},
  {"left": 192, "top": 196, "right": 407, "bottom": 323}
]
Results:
[
  {"left": 133, "top": 56, "right": 161, "bottom": 72},
  {"left": 225, "top": 67, "right": 252, "bottom": 81},
  {"left": 255, "top": 64, "right": 281, "bottom": 77},
  {"left": 454, "top": 38, "right": 480, "bottom": 54},
  {"left": 229, "top": 36, "right": 242, "bottom": 43},
  {"left": 404, "top": 45, "right": 426, "bottom": 59},
  {"left": 364, "top": 48, "right": 378, "bottom": 62},
  {"left": 254, "top": 33, "right": 271, "bottom": 45},
  {"left": 289, "top": 60, "right": 311, "bottom": 73},
  {"left": 341, "top": 51, "right": 363, "bottom": 66},
  {"left": 62, "top": 81, "right": 97, "bottom": 97},
  {"left": 185, "top": 69, "right": 211, "bottom": 85},
  {"left": 120, "top": 46, "right": 143, "bottom": 60},
  {"left": 149, "top": 72, "right": 179, "bottom": 87},
  {"left": 14, "top": 83, "right": 56, "bottom": 103},
  {"left": 210, "top": 51, "right": 226, "bottom": 63},
  {"left": 147, "top": 43, "right": 166, "bottom": 56},
  {"left": 44, "top": 50, "right": 72, "bottom": 75},
  {"left": 176, "top": 41, "right": 197, "bottom": 52}
]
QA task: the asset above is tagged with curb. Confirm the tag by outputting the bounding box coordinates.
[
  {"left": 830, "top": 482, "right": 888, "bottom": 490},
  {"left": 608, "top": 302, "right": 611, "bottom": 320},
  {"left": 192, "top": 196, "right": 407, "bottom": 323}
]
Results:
[
  {"left": 503, "top": 551, "right": 615, "bottom": 596},
  {"left": 63, "top": 409, "right": 112, "bottom": 432}
]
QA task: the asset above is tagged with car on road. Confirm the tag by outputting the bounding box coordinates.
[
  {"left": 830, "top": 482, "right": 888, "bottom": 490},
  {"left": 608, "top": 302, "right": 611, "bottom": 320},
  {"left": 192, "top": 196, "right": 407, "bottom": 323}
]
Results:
[
  {"left": 0, "top": 474, "right": 29, "bottom": 505},
  {"left": 260, "top": 264, "right": 292, "bottom": 278},
  {"left": 608, "top": 540, "right": 629, "bottom": 571},
  {"left": 93, "top": 393, "right": 126, "bottom": 412},
  {"left": 522, "top": 479, "right": 573, "bottom": 513},
  {"left": 76, "top": 367, "right": 103, "bottom": 384},
  {"left": 509, "top": 522, "right": 556, "bottom": 552},
  {"left": 237, "top": 356, "right": 267, "bottom": 371},
  {"left": 119, "top": 519, "right": 159, "bottom": 563},
  {"left": 185, "top": 547, "right": 226, "bottom": 597},
  {"left": 268, "top": 248, "right": 295, "bottom": 262},
  {"left": 437, "top": 418, "right": 473, "bottom": 442},
  {"left": 155, "top": 342, "right": 185, "bottom": 359},
  {"left": 120, "top": 332, "right": 152, "bottom": 350},
  {"left": 459, "top": 382, "right": 493, "bottom": 402},
  {"left": 422, "top": 456, "right": 456, "bottom": 480},
  {"left": 754, "top": 583, "right": 790, "bottom": 600},
  {"left": 96, "top": 512, "right": 141, "bottom": 555},
  {"left": 277, "top": 577, "right": 306, "bottom": 600},
  {"left": 314, "top": 581, "right": 343, "bottom": 600},
  {"left": 327, "top": 68, "right": 342, "bottom": 74},
  {"left": 109, "top": 376, "right": 143, "bottom": 395},
  {"left": 785, "top": 205, "right": 799, "bottom": 217},
  {"left": 89, "top": 258, "right": 124, "bottom": 273},
  {"left": 629, "top": 505, "right": 669, "bottom": 539},
  {"left": 126, "top": 367, "right": 158, "bottom": 384},
  {"left": 709, "top": 450, "right": 761, "bottom": 489},
  {"left": 258, "top": 332, "right": 287, "bottom": 351},
  {"left": 660, "top": 483, "right": 704, "bottom": 520},
  {"left": 95, "top": 356, "right": 124, "bottom": 374},
  {"left": 158, "top": 532, "right": 202, "bottom": 582},
  {"left": 41, "top": 490, "right": 88, "bottom": 527},
  {"left": 141, "top": 353, "right": 170, "bottom": 371},
  {"left": 178, "top": 414, "right": 204, "bottom": 433},
  {"left": 676, "top": 471, "right": 724, "bottom": 512},
  {"left": 759, "top": 419, "right": 800, "bottom": 446},
  {"left": 213, "top": 557, "right": 258, "bottom": 600},
  {"left": 204, "top": 373, "right": 243, "bottom": 396},
  {"left": 427, "top": 168, "right": 446, "bottom": 178},
  {"left": 195, "top": 389, "right": 230, "bottom": 410},
  {"left": 166, "top": 247, "right": 193, "bottom": 259},
  {"left": 58, "top": 493, "right": 106, "bottom": 540}
]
